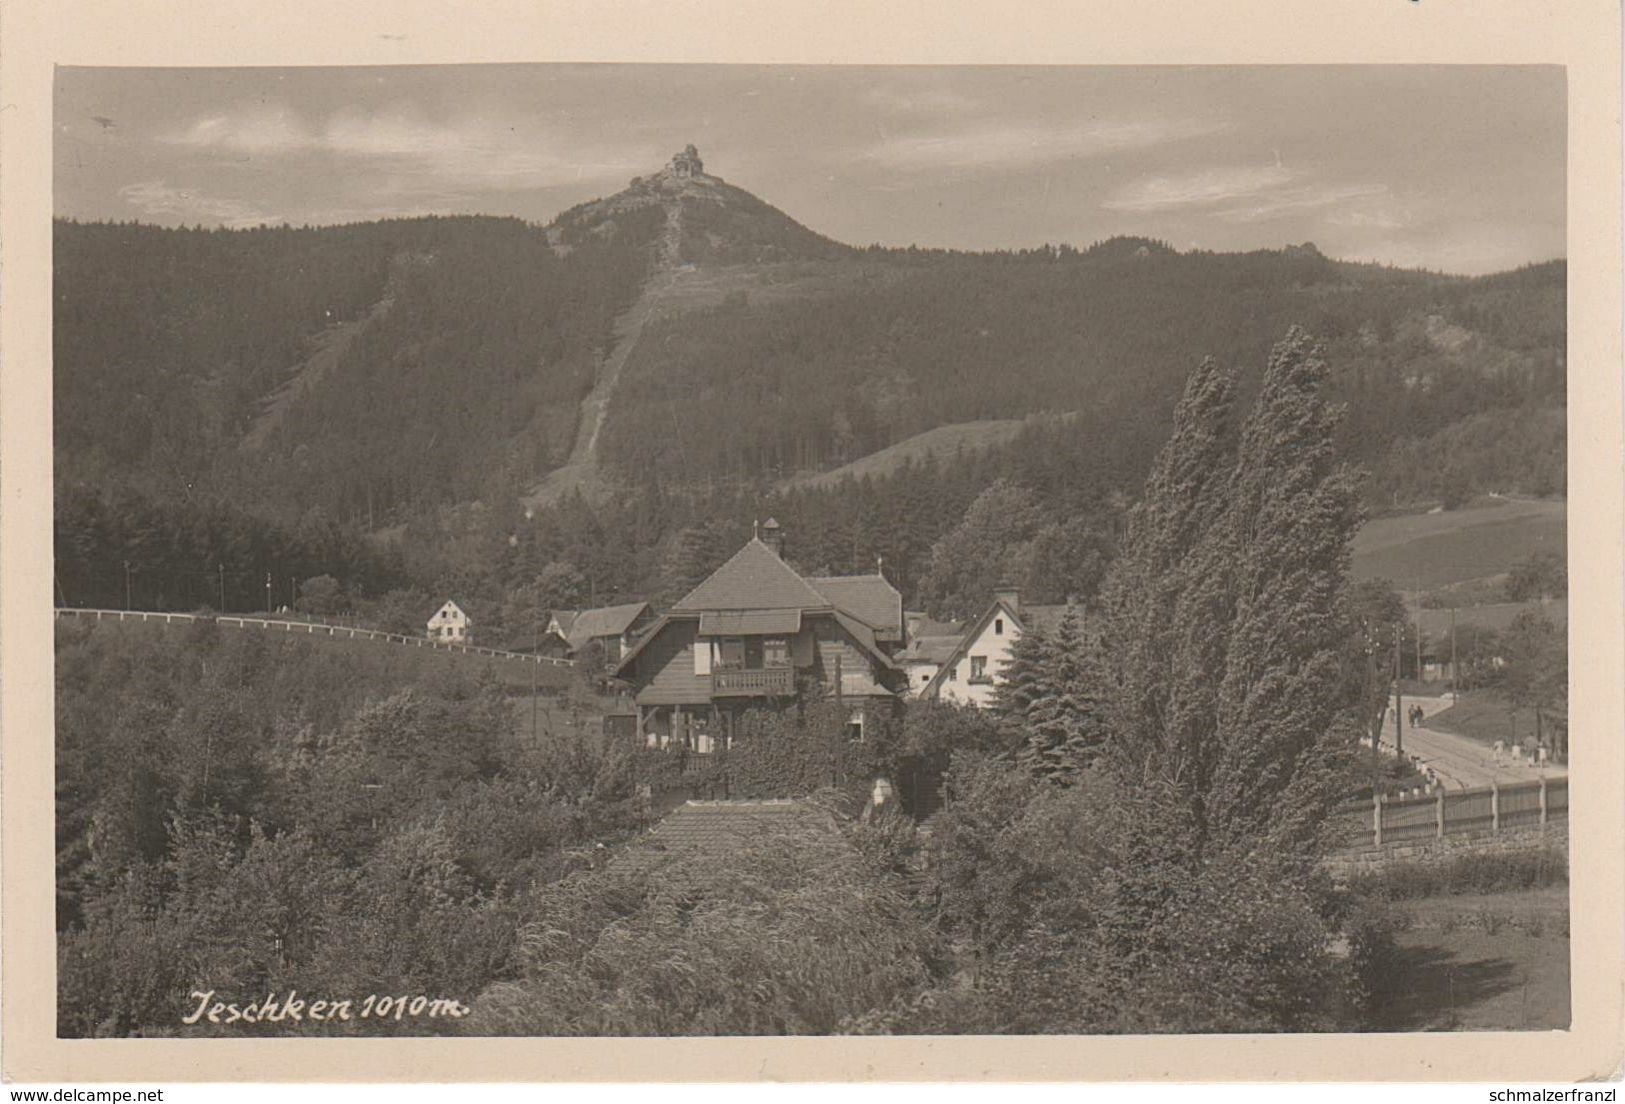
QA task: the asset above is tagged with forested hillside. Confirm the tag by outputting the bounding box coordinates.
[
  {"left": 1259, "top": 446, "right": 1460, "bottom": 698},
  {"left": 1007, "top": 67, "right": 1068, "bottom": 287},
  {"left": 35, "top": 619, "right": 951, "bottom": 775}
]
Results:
[
  {"left": 53, "top": 166, "right": 1564, "bottom": 621},
  {"left": 55, "top": 213, "right": 655, "bottom": 524},
  {"left": 597, "top": 246, "right": 1565, "bottom": 501}
]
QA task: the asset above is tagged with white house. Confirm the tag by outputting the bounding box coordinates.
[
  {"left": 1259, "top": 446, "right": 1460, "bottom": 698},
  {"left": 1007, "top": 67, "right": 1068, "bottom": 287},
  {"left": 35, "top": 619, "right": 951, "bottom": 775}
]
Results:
[
  {"left": 923, "top": 586, "right": 1067, "bottom": 707},
  {"left": 428, "top": 600, "right": 471, "bottom": 644}
]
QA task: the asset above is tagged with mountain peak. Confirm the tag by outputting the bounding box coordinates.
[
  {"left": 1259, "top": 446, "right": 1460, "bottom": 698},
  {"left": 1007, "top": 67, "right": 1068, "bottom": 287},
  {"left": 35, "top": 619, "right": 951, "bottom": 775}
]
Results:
[{"left": 548, "top": 146, "right": 851, "bottom": 265}]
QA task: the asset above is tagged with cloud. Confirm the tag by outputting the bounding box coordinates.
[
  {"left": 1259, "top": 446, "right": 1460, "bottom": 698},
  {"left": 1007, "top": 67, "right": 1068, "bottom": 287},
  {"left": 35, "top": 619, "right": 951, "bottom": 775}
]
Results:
[
  {"left": 1102, "top": 165, "right": 1297, "bottom": 212},
  {"left": 118, "top": 180, "right": 280, "bottom": 227},
  {"left": 166, "top": 106, "right": 315, "bottom": 154},
  {"left": 854, "top": 117, "right": 1226, "bottom": 173},
  {"left": 161, "top": 103, "right": 658, "bottom": 196},
  {"left": 1213, "top": 182, "right": 1390, "bottom": 223},
  {"left": 1104, "top": 164, "right": 1390, "bottom": 226},
  {"left": 859, "top": 84, "right": 985, "bottom": 118}
]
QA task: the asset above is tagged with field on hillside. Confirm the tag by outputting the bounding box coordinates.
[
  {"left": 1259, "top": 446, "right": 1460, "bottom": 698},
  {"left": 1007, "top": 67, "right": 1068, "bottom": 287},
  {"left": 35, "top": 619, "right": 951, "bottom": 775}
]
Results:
[
  {"left": 1351, "top": 497, "right": 1566, "bottom": 590},
  {"left": 1428, "top": 690, "right": 1556, "bottom": 750},
  {"left": 785, "top": 416, "right": 1057, "bottom": 490},
  {"left": 56, "top": 615, "right": 578, "bottom": 695}
]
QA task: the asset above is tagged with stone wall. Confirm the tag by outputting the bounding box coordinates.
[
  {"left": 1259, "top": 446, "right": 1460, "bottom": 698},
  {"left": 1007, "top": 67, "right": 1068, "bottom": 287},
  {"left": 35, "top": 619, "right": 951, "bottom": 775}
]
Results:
[{"left": 1326, "top": 819, "right": 1568, "bottom": 879}]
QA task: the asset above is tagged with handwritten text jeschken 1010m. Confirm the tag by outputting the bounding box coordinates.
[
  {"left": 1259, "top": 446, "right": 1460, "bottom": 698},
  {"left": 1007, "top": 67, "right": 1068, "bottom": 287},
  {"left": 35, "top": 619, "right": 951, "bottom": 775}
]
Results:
[{"left": 182, "top": 990, "right": 470, "bottom": 1025}]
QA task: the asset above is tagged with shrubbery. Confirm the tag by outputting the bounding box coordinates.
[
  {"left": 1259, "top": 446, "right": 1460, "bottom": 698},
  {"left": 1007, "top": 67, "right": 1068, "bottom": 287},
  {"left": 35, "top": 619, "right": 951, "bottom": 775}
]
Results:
[
  {"left": 55, "top": 620, "right": 645, "bottom": 1037},
  {"left": 1348, "top": 848, "right": 1569, "bottom": 902}
]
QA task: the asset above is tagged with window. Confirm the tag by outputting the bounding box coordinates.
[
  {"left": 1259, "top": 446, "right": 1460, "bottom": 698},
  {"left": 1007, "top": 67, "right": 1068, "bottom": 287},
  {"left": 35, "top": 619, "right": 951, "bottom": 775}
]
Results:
[
  {"left": 948, "top": 666, "right": 958, "bottom": 682},
  {"left": 970, "top": 655, "right": 989, "bottom": 683},
  {"left": 995, "top": 617, "right": 1004, "bottom": 635},
  {"left": 763, "top": 636, "right": 790, "bottom": 668},
  {"left": 718, "top": 637, "right": 745, "bottom": 669},
  {"left": 921, "top": 672, "right": 931, "bottom": 682}
]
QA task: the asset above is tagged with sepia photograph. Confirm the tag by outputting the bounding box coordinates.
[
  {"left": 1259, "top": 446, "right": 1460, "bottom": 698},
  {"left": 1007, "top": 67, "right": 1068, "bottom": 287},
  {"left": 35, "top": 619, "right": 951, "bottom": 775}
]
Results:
[{"left": 43, "top": 62, "right": 1578, "bottom": 1042}]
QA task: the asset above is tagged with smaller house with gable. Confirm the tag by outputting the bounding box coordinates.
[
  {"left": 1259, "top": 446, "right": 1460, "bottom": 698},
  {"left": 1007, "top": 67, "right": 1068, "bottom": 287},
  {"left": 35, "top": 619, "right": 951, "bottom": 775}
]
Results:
[
  {"left": 923, "top": 585, "right": 1068, "bottom": 707},
  {"left": 897, "top": 612, "right": 967, "bottom": 697},
  {"left": 548, "top": 602, "right": 656, "bottom": 662},
  {"left": 427, "top": 600, "right": 471, "bottom": 644}
]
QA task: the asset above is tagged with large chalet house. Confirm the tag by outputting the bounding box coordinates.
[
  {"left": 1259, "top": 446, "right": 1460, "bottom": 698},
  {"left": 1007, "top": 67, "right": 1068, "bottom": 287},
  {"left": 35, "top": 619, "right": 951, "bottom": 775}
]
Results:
[
  {"left": 614, "top": 519, "right": 906, "bottom": 751},
  {"left": 922, "top": 585, "right": 1069, "bottom": 707}
]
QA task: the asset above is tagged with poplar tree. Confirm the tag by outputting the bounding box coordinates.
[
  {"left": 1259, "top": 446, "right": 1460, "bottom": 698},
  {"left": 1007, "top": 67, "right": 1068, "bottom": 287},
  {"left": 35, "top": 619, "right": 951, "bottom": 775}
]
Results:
[
  {"left": 1205, "top": 327, "right": 1365, "bottom": 856},
  {"left": 1095, "top": 356, "right": 1240, "bottom": 811},
  {"left": 1095, "top": 330, "right": 1364, "bottom": 860}
]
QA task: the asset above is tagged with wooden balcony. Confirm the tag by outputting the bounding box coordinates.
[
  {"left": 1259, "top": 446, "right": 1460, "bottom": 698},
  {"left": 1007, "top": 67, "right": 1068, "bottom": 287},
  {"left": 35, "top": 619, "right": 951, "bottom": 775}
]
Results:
[{"left": 711, "top": 667, "right": 795, "bottom": 697}]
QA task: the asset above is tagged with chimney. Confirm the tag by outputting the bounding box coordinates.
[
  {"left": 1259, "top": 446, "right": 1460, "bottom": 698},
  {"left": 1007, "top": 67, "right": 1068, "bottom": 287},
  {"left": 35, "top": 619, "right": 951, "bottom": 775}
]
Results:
[
  {"left": 993, "top": 582, "right": 1020, "bottom": 615},
  {"left": 759, "top": 517, "right": 784, "bottom": 559}
]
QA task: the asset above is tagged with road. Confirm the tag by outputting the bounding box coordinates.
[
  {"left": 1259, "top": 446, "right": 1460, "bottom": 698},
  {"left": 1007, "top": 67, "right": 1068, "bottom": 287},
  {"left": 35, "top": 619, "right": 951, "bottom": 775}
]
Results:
[{"left": 1379, "top": 694, "right": 1567, "bottom": 789}]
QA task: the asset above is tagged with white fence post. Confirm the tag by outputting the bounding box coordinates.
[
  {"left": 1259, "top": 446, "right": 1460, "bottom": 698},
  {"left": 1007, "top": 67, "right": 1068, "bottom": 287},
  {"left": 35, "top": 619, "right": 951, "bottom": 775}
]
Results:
[{"left": 1490, "top": 781, "right": 1500, "bottom": 833}]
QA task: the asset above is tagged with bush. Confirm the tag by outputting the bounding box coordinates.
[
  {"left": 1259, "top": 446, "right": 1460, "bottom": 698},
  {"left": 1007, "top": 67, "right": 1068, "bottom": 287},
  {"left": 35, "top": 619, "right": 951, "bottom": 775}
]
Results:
[
  {"left": 465, "top": 824, "right": 943, "bottom": 1035},
  {"left": 1348, "top": 847, "right": 1568, "bottom": 901}
]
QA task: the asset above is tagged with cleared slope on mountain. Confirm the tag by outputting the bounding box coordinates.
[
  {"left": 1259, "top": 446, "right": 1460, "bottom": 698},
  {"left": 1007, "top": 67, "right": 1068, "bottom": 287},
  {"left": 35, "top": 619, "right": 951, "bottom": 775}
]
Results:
[
  {"left": 783, "top": 413, "right": 1079, "bottom": 492},
  {"left": 523, "top": 148, "right": 855, "bottom": 507},
  {"left": 598, "top": 246, "right": 1564, "bottom": 510},
  {"left": 56, "top": 215, "right": 656, "bottom": 526}
]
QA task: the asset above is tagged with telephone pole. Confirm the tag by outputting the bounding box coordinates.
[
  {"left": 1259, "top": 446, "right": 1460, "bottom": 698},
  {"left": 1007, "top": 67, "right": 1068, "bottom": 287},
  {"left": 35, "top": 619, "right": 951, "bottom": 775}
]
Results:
[
  {"left": 1450, "top": 607, "right": 1459, "bottom": 702},
  {"left": 1393, "top": 623, "right": 1404, "bottom": 760},
  {"left": 1415, "top": 610, "right": 1424, "bottom": 688},
  {"left": 530, "top": 618, "right": 540, "bottom": 743},
  {"left": 265, "top": 572, "right": 272, "bottom": 614}
]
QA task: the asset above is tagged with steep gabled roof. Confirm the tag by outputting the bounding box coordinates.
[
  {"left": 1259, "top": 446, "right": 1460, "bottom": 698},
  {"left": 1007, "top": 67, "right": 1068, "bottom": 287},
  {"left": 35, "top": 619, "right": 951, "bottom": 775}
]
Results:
[
  {"left": 832, "top": 610, "right": 898, "bottom": 671},
  {"left": 809, "top": 574, "right": 903, "bottom": 639},
  {"left": 899, "top": 633, "right": 963, "bottom": 665},
  {"left": 564, "top": 601, "right": 652, "bottom": 650},
  {"left": 671, "top": 538, "right": 831, "bottom": 612},
  {"left": 920, "top": 599, "right": 1077, "bottom": 699}
]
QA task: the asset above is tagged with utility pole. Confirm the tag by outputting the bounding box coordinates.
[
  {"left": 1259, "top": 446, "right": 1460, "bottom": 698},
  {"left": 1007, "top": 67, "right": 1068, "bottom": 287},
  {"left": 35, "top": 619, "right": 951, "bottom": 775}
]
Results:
[
  {"left": 531, "top": 617, "right": 539, "bottom": 743},
  {"left": 218, "top": 564, "right": 226, "bottom": 611},
  {"left": 1393, "top": 623, "right": 1404, "bottom": 760},
  {"left": 1450, "top": 607, "right": 1459, "bottom": 703},
  {"left": 265, "top": 572, "right": 272, "bottom": 614},
  {"left": 1415, "top": 609, "right": 1424, "bottom": 688},
  {"left": 1367, "top": 647, "right": 1380, "bottom": 787},
  {"left": 123, "top": 560, "right": 132, "bottom": 610}
]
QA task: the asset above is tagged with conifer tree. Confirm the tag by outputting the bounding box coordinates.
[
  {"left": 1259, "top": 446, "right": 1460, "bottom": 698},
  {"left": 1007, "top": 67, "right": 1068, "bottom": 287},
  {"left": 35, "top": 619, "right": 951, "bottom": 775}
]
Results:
[
  {"left": 992, "top": 617, "right": 1055, "bottom": 725},
  {"left": 1018, "top": 603, "right": 1100, "bottom": 782}
]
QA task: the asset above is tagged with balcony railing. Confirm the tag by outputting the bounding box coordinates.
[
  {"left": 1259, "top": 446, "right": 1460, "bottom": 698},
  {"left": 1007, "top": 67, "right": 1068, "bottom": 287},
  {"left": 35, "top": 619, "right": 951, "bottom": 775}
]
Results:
[{"left": 711, "top": 667, "right": 795, "bottom": 697}]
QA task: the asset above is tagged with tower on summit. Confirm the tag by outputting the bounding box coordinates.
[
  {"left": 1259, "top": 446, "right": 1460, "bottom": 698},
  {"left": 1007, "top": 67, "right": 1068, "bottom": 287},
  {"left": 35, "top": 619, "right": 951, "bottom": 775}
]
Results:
[{"left": 671, "top": 144, "right": 704, "bottom": 178}]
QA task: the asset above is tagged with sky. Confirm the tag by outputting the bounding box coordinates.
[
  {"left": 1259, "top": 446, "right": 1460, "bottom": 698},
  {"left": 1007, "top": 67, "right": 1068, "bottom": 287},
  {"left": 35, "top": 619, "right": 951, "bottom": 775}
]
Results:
[{"left": 55, "top": 65, "right": 1565, "bottom": 275}]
